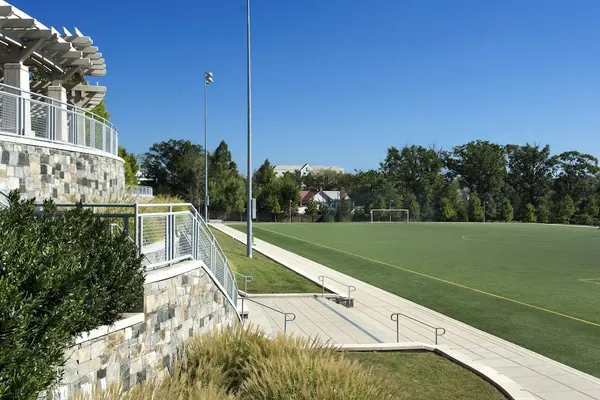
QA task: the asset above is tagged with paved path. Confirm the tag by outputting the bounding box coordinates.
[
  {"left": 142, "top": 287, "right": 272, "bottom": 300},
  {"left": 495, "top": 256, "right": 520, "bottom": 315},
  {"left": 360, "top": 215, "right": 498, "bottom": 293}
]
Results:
[{"left": 214, "top": 224, "right": 600, "bottom": 400}]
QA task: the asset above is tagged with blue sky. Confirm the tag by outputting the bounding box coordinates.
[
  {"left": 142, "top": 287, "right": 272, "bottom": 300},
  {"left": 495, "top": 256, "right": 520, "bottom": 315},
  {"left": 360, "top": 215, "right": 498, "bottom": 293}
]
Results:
[{"left": 14, "top": 0, "right": 600, "bottom": 173}]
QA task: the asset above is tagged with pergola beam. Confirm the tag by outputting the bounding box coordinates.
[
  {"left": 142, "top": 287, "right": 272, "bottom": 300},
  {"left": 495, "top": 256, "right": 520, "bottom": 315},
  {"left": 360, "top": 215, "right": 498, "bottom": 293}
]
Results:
[
  {"left": 0, "top": 18, "right": 35, "bottom": 28},
  {"left": 0, "top": 6, "right": 13, "bottom": 17},
  {"left": 19, "top": 38, "right": 45, "bottom": 62}
]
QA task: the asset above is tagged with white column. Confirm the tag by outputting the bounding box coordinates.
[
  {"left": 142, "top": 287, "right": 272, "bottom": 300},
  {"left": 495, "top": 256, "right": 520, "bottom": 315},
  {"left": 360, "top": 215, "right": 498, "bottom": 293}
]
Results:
[
  {"left": 3, "top": 62, "right": 31, "bottom": 136},
  {"left": 47, "top": 84, "right": 69, "bottom": 143}
]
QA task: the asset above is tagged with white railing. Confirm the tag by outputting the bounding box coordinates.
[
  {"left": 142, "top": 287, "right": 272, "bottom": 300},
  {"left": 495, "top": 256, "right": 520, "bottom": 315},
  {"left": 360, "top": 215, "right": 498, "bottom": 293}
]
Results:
[
  {"left": 136, "top": 203, "right": 240, "bottom": 318},
  {"left": 126, "top": 185, "right": 154, "bottom": 197},
  {"left": 0, "top": 82, "right": 118, "bottom": 156}
]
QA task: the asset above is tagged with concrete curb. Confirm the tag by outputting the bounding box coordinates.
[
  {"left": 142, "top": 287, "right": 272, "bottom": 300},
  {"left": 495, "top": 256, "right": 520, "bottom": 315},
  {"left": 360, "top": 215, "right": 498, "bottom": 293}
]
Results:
[{"left": 338, "top": 343, "right": 535, "bottom": 400}]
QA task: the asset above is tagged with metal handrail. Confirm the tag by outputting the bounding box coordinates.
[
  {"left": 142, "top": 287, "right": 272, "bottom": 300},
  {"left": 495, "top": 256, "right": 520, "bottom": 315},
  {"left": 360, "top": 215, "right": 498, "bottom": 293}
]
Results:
[
  {"left": 46, "top": 202, "right": 242, "bottom": 323},
  {"left": 0, "top": 82, "right": 117, "bottom": 131},
  {"left": 234, "top": 271, "right": 254, "bottom": 294},
  {"left": 390, "top": 312, "right": 446, "bottom": 345},
  {"left": 317, "top": 275, "right": 356, "bottom": 300},
  {"left": 240, "top": 296, "right": 296, "bottom": 333}
]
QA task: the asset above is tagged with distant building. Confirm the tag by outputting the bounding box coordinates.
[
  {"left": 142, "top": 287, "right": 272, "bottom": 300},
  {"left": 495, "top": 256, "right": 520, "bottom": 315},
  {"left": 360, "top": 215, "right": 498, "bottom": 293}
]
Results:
[
  {"left": 297, "top": 188, "right": 351, "bottom": 214},
  {"left": 273, "top": 163, "right": 344, "bottom": 177}
]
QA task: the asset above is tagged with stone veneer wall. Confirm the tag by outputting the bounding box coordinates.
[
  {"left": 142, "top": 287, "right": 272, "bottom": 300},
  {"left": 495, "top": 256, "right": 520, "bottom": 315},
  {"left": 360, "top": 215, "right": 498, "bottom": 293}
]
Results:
[
  {"left": 0, "top": 137, "right": 124, "bottom": 202},
  {"left": 52, "top": 262, "right": 238, "bottom": 397}
]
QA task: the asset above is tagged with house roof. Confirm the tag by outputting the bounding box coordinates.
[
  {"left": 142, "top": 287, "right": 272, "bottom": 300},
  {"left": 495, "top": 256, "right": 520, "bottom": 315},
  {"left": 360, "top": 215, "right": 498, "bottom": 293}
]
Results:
[
  {"left": 299, "top": 190, "right": 315, "bottom": 201},
  {"left": 318, "top": 191, "right": 351, "bottom": 201}
]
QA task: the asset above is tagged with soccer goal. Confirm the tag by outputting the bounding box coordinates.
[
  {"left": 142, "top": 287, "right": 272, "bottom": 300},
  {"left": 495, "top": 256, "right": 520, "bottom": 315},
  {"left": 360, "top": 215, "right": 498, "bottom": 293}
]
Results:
[{"left": 370, "top": 209, "right": 410, "bottom": 223}]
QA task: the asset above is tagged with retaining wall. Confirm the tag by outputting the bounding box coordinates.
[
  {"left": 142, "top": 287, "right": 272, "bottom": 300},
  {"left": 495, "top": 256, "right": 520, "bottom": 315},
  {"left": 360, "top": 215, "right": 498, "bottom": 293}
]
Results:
[
  {"left": 51, "top": 261, "right": 238, "bottom": 397},
  {"left": 0, "top": 136, "right": 124, "bottom": 202}
]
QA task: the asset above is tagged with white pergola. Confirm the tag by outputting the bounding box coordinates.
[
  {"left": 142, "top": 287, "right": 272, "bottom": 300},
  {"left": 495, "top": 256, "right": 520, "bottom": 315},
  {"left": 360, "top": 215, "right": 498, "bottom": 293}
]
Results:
[{"left": 0, "top": 1, "right": 106, "bottom": 109}]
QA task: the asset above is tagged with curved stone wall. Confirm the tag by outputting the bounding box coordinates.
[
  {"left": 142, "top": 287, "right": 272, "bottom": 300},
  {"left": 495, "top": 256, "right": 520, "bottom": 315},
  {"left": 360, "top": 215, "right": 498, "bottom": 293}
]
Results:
[{"left": 0, "top": 136, "right": 124, "bottom": 202}]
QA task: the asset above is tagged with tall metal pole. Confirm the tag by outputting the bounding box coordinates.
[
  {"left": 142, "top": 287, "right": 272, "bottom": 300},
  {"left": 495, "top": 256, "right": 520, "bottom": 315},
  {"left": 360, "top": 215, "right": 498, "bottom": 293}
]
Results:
[
  {"left": 246, "top": 0, "right": 253, "bottom": 257},
  {"left": 204, "top": 80, "right": 209, "bottom": 221},
  {"left": 483, "top": 202, "right": 487, "bottom": 223}
]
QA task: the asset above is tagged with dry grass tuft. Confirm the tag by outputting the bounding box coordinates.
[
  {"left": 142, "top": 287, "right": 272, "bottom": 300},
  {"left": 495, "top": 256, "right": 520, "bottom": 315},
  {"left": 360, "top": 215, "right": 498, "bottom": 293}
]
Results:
[{"left": 72, "top": 325, "right": 397, "bottom": 400}]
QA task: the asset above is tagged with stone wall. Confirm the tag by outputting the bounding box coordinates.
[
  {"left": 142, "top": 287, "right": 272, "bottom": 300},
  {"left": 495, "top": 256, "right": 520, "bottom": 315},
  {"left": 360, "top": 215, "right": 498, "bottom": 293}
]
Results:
[
  {"left": 52, "top": 261, "right": 238, "bottom": 397},
  {"left": 0, "top": 136, "right": 124, "bottom": 202}
]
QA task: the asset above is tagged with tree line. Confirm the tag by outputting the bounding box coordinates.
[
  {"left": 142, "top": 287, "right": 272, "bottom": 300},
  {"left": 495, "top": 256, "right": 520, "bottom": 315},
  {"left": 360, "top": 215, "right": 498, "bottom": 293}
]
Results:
[
  {"left": 353, "top": 141, "right": 599, "bottom": 224},
  {"left": 130, "top": 138, "right": 600, "bottom": 225}
]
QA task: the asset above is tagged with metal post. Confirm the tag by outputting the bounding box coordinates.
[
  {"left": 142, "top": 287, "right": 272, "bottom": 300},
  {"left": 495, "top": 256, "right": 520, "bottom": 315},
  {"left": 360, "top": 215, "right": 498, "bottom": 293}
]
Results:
[
  {"left": 389, "top": 200, "right": 393, "bottom": 222},
  {"left": 204, "top": 78, "right": 209, "bottom": 222},
  {"left": 396, "top": 317, "right": 400, "bottom": 342},
  {"left": 289, "top": 199, "right": 292, "bottom": 223},
  {"left": 483, "top": 201, "right": 487, "bottom": 223},
  {"left": 246, "top": 0, "right": 253, "bottom": 258},
  {"left": 241, "top": 297, "right": 245, "bottom": 324},
  {"left": 321, "top": 277, "right": 325, "bottom": 298}
]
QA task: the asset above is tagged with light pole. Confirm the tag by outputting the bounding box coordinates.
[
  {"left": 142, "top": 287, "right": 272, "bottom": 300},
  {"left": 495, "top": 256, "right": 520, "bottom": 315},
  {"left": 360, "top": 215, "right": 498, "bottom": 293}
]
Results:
[
  {"left": 389, "top": 199, "right": 394, "bottom": 223},
  {"left": 204, "top": 71, "right": 213, "bottom": 221},
  {"left": 289, "top": 199, "right": 292, "bottom": 223},
  {"left": 483, "top": 201, "right": 488, "bottom": 223},
  {"left": 246, "top": 0, "right": 253, "bottom": 257}
]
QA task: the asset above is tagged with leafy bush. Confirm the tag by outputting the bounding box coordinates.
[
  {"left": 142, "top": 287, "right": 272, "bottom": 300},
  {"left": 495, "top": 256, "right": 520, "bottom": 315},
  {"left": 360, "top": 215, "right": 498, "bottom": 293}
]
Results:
[
  {"left": 438, "top": 197, "right": 456, "bottom": 222},
  {"left": 500, "top": 199, "right": 514, "bottom": 222},
  {"left": 468, "top": 193, "right": 484, "bottom": 222},
  {"left": 573, "top": 213, "right": 594, "bottom": 226},
  {"left": 536, "top": 202, "right": 550, "bottom": 223},
  {"left": 524, "top": 203, "right": 537, "bottom": 223},
  {"left": 0, "top": 191, "right": 145, "bottom": 398}
]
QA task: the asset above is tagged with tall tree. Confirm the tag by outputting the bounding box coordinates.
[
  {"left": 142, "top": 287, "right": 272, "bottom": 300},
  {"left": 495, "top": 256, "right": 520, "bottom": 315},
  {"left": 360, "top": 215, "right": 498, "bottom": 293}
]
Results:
[
  {"left": 446, "top": 141, "right": 507, "bottom": 209},
  {"left": 506, "top": 143, "right": 555, "bottom": 216},
  {"left": 254, "top": 159, "right": 276, "bottom": 187},
  {"left": 468, "top": 193, "right": 484, "bottom": 222},
  {"left": 141, "top": 139, "right": 205, "bottom": 204},
  {"left": 208, "top": 141, "right": 246, "bottom": 213},
  {"left": 381, "top": 145, "right": 444, "bottom": 219},
  {"left": 553, "top": 151, "right": 599, "bottom": 205},
  {"left": 349, "top": 169, "right": 397, "bottom": 213},
  {"left": 118, "top": 147, "right": 139, "bottom": 185}
]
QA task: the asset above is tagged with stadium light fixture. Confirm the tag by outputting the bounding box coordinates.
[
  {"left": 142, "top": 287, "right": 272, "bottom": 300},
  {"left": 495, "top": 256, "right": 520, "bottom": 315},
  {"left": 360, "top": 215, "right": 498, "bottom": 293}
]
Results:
[{"left": 204, "top": 72, "right": 214, "bottom": 221}]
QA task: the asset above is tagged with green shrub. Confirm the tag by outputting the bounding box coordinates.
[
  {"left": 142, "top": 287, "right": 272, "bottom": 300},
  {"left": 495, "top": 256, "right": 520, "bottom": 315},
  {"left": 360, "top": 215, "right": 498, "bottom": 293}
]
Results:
[
  {"left": 524, "top": 203, "right": 537, "bottom": 223},
  {"left": 536, "top": 202, "right": 550, "bottom": 223},
  {"left": 500, "top": 199, "right": 514, "bottom": 222},
  {"left": 0, "top": 191, "right": 145, "bottom": 398},
  {"left": 468, "top": 193, "right": 484, "bottom": 222},
  {"left": 438, "top": 197, "right": 456, "bottom": 222}
]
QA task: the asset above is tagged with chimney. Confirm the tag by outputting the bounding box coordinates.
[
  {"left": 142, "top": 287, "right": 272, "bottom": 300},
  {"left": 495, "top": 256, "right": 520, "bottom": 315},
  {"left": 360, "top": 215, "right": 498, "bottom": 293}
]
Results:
[{"left": 340, "top": 187, "right": 345, "bottom": 203}]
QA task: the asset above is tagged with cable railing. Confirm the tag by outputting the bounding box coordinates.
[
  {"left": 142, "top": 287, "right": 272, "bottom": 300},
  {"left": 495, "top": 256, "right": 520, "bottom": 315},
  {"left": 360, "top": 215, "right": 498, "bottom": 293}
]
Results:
[
  {"left": 136, "top": 203, "right": 240, "bottom": 317},
  {"left": 317, "top": 275, "right": 356, "bottom": 300},
  {"left": 390, "top": 312, "right": 446, "bottom": 345},
  {"left": 239, "top": 296, "right": 296, "bottom": 333},
  {"left": 38, "top": 202, "right": 241, "bottom": 322},
  {"left": 0, "top": 82, "right": 118, "bottom": 155},
  {"left": 126, "top": 185, "right": 154, "bottom": 197}
]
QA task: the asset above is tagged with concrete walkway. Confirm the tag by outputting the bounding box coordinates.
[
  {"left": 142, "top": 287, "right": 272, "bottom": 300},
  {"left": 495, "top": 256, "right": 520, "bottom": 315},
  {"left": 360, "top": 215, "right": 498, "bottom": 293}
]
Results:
[{"left": 214, "top": 223, "right": 600, "bottom": 400}]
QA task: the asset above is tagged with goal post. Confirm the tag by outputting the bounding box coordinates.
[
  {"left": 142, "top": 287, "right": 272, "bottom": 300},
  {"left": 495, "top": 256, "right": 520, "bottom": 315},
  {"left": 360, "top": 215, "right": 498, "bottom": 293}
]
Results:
[{"left": 370, "top": 209, "right": 410, "bottom": 223}]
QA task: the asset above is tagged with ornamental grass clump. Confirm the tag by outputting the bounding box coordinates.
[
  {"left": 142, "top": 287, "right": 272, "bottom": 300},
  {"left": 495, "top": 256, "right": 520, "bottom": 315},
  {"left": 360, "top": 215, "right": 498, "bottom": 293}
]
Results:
[{"left": 81, "top": 325, "right": 397, "bottom": 400}]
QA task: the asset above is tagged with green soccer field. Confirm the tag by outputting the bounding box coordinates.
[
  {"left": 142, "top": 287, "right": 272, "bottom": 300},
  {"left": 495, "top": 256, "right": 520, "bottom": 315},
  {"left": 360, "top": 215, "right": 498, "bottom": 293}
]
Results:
[{"left": 231, "top": 222, "right": 600, "bottom": 377}]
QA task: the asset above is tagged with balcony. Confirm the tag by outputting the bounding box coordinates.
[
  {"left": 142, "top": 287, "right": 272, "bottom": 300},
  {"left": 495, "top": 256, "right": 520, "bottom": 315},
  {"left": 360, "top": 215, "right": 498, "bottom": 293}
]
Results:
[{"left": 0, "top": 82, "right": 118, "bottom": 156}]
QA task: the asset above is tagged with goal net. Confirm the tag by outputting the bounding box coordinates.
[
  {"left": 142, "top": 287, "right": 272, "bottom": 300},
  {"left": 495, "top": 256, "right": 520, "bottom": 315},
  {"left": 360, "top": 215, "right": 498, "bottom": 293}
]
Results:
[{"left": 370, "top": 209, "right": 410, "bottom": 223}]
